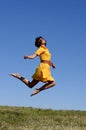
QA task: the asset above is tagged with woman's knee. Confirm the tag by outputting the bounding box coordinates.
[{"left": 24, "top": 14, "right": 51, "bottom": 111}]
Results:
[
  {"left": 29, "top": 79, "right": 39, "bottom": 88},
  {"left": 52, "top": 81, "right": 56, "bottom": 86},
  {"left": 48, "top": 81, "right": 56, "bottom": 86}
]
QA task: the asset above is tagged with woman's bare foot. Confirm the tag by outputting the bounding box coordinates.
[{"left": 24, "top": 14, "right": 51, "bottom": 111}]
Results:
[
  {"left": 9, "top": 73, "right": 21, "bottom": 79},
  {"left": 30, "top": 89, "right": 40, "bottom": 96}
]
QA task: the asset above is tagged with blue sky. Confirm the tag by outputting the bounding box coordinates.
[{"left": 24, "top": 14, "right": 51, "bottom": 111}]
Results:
[{"left": 0, "top": 0, "right": 86, "bottom": 110}]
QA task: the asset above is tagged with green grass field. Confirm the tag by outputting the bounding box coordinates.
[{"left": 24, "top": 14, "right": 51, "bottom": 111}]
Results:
[{"left": 0, "top": 106, "right": 86, "bottom": 130}]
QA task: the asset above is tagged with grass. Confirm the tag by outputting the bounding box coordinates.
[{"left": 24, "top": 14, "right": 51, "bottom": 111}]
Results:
[{"left": 0, "top": 106, "right": 86, "bottom": 130}]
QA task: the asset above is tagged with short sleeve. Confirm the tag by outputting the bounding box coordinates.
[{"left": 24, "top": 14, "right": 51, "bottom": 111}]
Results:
[{"left": 35, "top": 47, "right": 44, "bottom": 56}]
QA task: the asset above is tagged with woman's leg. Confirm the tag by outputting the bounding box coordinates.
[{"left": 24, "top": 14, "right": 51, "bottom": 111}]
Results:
[
  {"left": 31, "top": 81, "right": 56, "bottom": 96},
  {"left": 9, "top": 73, "right": 39, "bottom": 88}
]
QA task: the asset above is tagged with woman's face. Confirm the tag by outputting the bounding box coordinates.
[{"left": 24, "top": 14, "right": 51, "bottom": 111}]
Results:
[{"left": 40, "top": 38, "right": 46, "bottom": 44}]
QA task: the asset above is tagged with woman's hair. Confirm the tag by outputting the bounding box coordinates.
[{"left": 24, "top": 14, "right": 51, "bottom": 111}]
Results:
[{"left": 35, "top": 36, "right": 47, "bottom": 47}]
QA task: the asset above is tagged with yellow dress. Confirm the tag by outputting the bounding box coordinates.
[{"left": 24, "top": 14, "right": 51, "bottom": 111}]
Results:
[{"left": 32, "top": 46, "right": 55, "bottom": 82}]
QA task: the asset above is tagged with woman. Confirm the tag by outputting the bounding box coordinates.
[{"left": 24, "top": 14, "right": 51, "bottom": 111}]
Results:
[{"left": 10, "top": 36, "right": 56, "bottom": 96}]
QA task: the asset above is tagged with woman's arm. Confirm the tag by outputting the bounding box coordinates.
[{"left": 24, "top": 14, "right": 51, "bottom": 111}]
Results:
[{"left": 24, "top": 53, "right": 37, "bottom": 59}]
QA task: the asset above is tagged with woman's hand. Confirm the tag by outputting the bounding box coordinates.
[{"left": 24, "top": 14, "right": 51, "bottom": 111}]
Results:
[
  {"left": 52, "top": 63, "right": 56, "bottom": 69},
  {"left": 24, "top": 55, "right": 29, "bottom": 59}
]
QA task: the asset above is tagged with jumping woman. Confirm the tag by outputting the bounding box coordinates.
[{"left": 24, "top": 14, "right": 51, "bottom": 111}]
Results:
[{"left": 10, "top": 36, "right": 56, "bottom": 96}]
